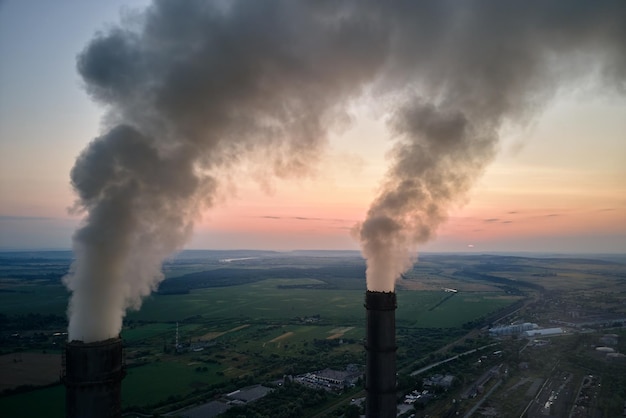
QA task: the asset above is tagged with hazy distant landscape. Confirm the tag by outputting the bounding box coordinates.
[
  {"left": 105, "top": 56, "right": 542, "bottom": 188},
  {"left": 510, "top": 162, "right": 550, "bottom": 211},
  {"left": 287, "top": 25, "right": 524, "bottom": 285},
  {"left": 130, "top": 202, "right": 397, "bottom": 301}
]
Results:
[
  {"left": 2, "top": 1, "right": 626, "bottom": 417},
  {"left": 1, "top": 250, "right": 625, "bottom": 417}
]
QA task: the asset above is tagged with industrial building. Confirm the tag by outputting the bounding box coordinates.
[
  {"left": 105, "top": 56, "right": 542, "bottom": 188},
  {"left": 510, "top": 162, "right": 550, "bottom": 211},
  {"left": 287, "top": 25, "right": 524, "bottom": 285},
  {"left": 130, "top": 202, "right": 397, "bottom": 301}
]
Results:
[
  {"left": 489, "top": 322, "right": 537, "bottom": 336},
  {"left": 423, "top": 374, "right": 455, "bottom": 388},
  {"left": 523, "top": 327, "right": 563, "bottom": 337},
  {"left": 295, "top": 367, "right": 361, "bottom": 391},
  {"left": 313, "top": 368, "right": 361, "bottom": 387}
]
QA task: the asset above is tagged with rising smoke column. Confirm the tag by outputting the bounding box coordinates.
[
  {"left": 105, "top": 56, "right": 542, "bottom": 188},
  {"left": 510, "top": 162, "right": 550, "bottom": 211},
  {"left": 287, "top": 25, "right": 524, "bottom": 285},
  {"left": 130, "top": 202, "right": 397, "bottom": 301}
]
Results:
[
  {"left": 64, "top": 0, "right": 390, "bottom": 342},
  {"left": 64, "top": 0, "right": 626, "bottom": 341},
  {"left": 358, "top": 101, "right": 497, "bottom": 291},
  {"left": 356, "top": 1, "right": 626, "bottom": 291}
]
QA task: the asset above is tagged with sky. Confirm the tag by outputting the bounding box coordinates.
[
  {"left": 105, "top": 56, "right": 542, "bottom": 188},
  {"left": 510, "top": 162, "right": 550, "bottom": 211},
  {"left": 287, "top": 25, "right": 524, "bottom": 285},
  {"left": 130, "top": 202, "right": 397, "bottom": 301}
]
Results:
[{"left": 1, "top": 1, "right": 625, "bottom": 254}]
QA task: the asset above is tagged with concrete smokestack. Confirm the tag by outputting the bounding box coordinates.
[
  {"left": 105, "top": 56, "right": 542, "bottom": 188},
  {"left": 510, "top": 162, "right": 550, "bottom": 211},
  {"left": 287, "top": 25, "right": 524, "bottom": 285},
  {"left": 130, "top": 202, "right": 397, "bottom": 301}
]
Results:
[
  {"left": 365, "top": 290, "right": 397, "bottom": 418},
  {"left": 62, "top": 337, "right": 126, "bottom": 418}
]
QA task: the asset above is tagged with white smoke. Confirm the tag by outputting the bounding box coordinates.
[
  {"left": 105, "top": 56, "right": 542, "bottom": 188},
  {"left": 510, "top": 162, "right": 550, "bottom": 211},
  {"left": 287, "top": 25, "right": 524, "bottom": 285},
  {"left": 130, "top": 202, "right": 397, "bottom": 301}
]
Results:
[{"left": 64, "top": 0, "right": 626, "bottom": 341}]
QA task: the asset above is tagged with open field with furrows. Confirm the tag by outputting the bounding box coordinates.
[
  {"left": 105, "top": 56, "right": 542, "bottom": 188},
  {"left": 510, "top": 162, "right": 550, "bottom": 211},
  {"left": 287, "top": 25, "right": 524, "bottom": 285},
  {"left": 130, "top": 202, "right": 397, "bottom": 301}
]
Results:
[{"left": 0, "top": 352, "right": 61, "bottom": 391}]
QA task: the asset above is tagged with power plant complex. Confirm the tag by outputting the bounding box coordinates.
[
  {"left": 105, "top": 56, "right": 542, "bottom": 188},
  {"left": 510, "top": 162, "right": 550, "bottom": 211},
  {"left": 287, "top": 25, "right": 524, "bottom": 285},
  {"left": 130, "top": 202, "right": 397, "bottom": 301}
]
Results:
[
  {"left": 59, "top": 293, "right": 397, "bottom": 418},
  {"left": 62, "top": 338, "right": 126, "bottom": 418},
  {"left": 365, "top": 290, "right": 397, "bottom": 418}
]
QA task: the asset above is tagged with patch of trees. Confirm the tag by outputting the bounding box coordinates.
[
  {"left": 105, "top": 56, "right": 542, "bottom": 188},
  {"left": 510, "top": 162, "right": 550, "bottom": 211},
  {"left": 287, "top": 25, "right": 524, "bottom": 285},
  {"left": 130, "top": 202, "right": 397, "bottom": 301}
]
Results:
[
  {"left": 0, "top": 313, "right": 66, "bottom": 330},
  {"left": 312, "top": 338, "right": 357, "bottom": 351},
  {"left": 0, "top": 271, "right": 67, "bottom": 282},
  {"left": 397, "top": 327, "right": 466, "bottom": 367},
  {"left": 0, "top": 256, "right": 71, "bottom": 281},
  {"left": 156, "top": 288, "right": 190, "bottom": 295},
  {"left": 221, "top": 384, "right": 332, "bottom": 418},
  {"left": 480, "top": 299, "right": 525, "bottom": 327}
]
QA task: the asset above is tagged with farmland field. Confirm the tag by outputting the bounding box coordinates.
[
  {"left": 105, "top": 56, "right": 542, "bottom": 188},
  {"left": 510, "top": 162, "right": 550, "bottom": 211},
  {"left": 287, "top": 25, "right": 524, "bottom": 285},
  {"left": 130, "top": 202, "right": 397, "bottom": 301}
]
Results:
[
  {"left": 4, "top": 250, "right": 624, "bottom": 416},
  {"left": 123, "top": 360, "right": 225, "bottom": 407},
  {"left": 0, "top": 283, "right": 69, "bottom": 316},
  {"left": 0, "top": 384, "right": 65, "bottom": 418}
]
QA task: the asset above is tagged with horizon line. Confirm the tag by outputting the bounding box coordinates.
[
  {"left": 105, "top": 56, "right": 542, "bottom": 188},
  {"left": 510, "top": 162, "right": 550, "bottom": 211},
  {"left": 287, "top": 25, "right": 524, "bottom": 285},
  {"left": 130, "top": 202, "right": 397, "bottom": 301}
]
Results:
[{"left": 0, "top": 248, "right": 624, "bottom": 257}]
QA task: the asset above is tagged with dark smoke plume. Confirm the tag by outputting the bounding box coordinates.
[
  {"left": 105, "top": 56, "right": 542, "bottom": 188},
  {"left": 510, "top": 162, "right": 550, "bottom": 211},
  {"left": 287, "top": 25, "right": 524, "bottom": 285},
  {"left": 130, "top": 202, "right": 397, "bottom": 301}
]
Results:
[{"left": 64, "top": 0, "right": 626, "bottom": 341}]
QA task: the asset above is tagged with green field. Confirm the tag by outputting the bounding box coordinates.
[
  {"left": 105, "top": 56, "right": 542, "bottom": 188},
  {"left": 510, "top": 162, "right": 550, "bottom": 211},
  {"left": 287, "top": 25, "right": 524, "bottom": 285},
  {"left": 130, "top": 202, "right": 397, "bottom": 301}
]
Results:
[
  {"left": 123, "top": 360, "right": 224, "bottom": 407},
  {"left": 1, "top": 279, "right": 517, "bottom": 412},
  {"left": 129, "top": 279, "right": 365, "bottom": 323},
  {"left": 122, "top": 322, "right": 203, "bottom": 343},
  {"left": 0, "top": 384, "right": 65, "bottom": 418},
  {"left": 9, "top": 251, "right": 583, "bottom": 414},
  {"left": 0, "top": 279, "right": 514, "bottom": 329},
  {"left": 126, "top": 279, "right": 513, "bottom": 329},
  {"left": 0, "top": 359, "right": 225, "bottom": 417},
  {"left": 0, "top": 283, "right": 69, "bottom": 316}
]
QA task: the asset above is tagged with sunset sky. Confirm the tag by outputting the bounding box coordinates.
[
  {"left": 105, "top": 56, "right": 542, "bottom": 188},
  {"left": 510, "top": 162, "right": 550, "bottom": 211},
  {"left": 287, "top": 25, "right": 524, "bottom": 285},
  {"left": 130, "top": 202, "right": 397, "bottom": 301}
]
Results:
[{"left": 1, "top": 1, "right": 625, "bottom": 253}]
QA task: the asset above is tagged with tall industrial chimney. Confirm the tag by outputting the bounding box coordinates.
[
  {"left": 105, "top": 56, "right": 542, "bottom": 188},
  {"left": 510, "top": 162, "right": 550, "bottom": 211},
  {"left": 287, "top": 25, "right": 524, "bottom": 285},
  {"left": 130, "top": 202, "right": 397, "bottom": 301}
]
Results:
[
  {"left": 365, "top": 290, "right": 397, "bottom": 418},
  {"left": 62, "top": 337, "right": 126, "bottom": 418}
]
